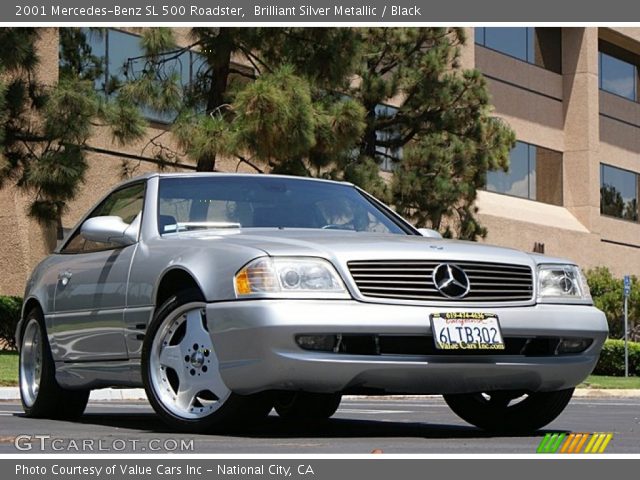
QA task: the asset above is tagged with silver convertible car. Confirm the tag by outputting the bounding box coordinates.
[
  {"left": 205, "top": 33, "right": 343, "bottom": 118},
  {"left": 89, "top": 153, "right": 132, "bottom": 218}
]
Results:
[{"left": 15, "top": 173, "right": 608, "bottom": 433}]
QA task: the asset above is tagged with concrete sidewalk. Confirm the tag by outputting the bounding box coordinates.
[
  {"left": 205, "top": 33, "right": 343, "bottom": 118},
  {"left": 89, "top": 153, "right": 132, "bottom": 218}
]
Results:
[
  {"left": 0, "top": 387, "right": 148, "bottom": 401},
  {"left": 1, "top": 387, "right": 640, "bottom": 402}
]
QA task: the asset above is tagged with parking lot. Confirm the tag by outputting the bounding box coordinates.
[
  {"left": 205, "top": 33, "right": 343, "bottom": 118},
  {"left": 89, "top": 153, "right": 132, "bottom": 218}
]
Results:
[{"left": 1, "top": 396, "right": 638, "bottom": 454}]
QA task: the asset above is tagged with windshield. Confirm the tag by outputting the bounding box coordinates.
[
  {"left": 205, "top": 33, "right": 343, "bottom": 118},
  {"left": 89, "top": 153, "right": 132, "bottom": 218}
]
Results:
[{"left": 157, "top": 176, "right": 411, "bottom": 235}]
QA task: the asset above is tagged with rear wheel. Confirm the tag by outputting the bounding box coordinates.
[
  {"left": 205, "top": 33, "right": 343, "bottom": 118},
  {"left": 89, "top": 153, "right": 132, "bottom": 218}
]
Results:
[
  {"left": 19, "top": 309, "right": 89, "bottom": 419},
  {"left": 142, "top": 289, "right": 271, "bottom": 433},
  {"left": 443, "top": 388, "right": 575, "bottom": 433},
  {"left": 274, "top": 392, "right": 341, "bottom": 420}
]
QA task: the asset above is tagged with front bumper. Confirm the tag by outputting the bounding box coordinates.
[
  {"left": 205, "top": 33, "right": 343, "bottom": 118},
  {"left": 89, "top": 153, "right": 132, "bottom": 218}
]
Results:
[{"left": 205, "top": 300, "right": 608, "bottom": 395}]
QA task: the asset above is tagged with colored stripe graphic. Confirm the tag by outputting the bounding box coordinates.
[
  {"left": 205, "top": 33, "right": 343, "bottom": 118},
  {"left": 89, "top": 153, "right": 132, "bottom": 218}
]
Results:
[
  {"left": 537, "top": 433, "right": 613, "bottom": 454},
  {"left": 537, "top": 433, "right": 566, "bottom": 453}
]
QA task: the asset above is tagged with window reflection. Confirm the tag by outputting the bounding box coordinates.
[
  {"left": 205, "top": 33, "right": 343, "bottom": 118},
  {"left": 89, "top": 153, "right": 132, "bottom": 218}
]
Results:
[
  {"left": 600, "top": 164, "right": 639, "bottom": 221},
  {"left": 484, "top": 28, "right": 533, "bottom": 63},
  {"left": 70, "top": 28, "right": 204, "bottom": 123},
  {"left": 375, "top": 104, "right": 402, "bottom": 172},
  {"left": 475, "top": 27, "right": 562, "bottom": 74},
  {"left": 599, "top": 51, "right": 638, "bottom": 101},
  {"left": 486, "top": 141, "right": 563, "bottom": 206}
]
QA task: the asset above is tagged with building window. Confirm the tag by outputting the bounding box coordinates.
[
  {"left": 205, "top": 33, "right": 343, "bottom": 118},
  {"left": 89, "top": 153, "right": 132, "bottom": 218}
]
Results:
[
  {"left": 486, "top": 141, "right": 563, "bottom": 206},
  {"left": 65, "top": 29, "right": 205, "bottom": 123},
  {"left": 598, "top": 42, "right": 639, "bottom": 101},
  {"left": 475, "top": 27, "right": 562, "bottom": 74},
  {"left": 600, "top": 164, "right": 639, "bottom": 222},
  {"left": 375, "top": 104, "right": 402, "bottom": 172}
]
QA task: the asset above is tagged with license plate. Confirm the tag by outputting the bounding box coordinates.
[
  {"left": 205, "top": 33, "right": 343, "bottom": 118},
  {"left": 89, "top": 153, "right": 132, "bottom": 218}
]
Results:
[{"left": 430, "top": 312, "right": 505, "bottom": 350}]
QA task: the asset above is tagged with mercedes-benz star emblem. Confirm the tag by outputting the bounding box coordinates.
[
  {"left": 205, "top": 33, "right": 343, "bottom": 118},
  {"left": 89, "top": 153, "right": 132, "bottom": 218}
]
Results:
[{"left": 432, "top": 263, "right": 471, "bottom": 299}]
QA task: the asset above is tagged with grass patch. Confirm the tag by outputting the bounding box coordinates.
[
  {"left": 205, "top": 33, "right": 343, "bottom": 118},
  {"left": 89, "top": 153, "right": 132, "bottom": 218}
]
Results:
[
  {"left": 579, "top": 374, "right": 640, "bottom": 389},
  {"left": 0, "top": 350, "right": 18, "bottom": 386}
]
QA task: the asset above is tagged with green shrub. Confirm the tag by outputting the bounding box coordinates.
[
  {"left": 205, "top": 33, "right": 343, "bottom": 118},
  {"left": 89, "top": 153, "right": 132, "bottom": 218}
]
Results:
[
  {"left": 586, "top": 267, "right": 640, "bottom": 340},
  {"left": 0, "top": 296, "right": 22, "bottom": 350},
  {"left": 593, "top": 339, "right": 640, "bottom": 377}
]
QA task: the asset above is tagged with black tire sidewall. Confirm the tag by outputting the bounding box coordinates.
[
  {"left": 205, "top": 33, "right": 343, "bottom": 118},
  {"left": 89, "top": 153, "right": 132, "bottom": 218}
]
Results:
[
  {"left": 20, "top": 308, "right": 89, "bottom": 419},
  {"left": 444, "top": 388, "right": 575, "bottom": 433}
]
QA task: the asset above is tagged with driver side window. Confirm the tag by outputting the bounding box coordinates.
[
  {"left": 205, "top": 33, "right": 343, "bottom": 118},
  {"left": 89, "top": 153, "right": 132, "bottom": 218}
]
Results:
[{"left": 61, "top": 183, "right": 146, "bottom": 254}]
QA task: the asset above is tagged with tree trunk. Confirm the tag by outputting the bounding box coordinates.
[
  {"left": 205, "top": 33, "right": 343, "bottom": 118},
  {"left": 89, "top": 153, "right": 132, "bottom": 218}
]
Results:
[
  {"left": 196, "top": 28, "right": 234, "bottom": 172},
  {"left": 360, "top": 103, "right": 378, "bottom": 160},
  {"left": 196, "top": 155, "right": 216, "bottom": 172},
  {"left": 205, "top": 28, "right": 233, "bottom": 118}
]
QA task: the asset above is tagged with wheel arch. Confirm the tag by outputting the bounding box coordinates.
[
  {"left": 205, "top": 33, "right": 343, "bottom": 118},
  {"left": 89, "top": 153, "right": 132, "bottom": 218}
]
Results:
[
  {"left": 155, "top": 267, "right": 206, "bottom": 307},
  {"left": 16, "top": 297, "right": 44, "bottom": 352}
]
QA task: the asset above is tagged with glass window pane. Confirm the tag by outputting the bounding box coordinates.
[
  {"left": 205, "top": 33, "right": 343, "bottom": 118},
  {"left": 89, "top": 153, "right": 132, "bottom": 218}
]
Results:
[
  {"left": 528, "top": 145, "right": 537, "bottom": 201},
  {"left": 486, "top": 141, "right": 531, "bottom": 198},
  {"left": 484, "top": 28, "right": 528, "bottom": 62},
  {"left": 601, "top": 164, "right": 638, "bottom": 221},
  {"left": 526, "top": 27, "right": 535, "bottom": 63},
  {"left": 95, "top": 183, "right": 146, "bottom": 224},
  {"left": 59, "top": 28, "right": 106, "bottom": 91},
  {"left": 375, "top": 104, "right": 402, "bottom": 172},
  {"left": 158, "top": 176, "right": 407, "bottom": 234},
  {"left": 600, "top": 52, "right": 637, "bottom": 101},
  {"left": 475, "top": 27, "right": 485, "bottom": 45},
  {"left": 107, "top": 30, "right": 142, "bottom": 89}
]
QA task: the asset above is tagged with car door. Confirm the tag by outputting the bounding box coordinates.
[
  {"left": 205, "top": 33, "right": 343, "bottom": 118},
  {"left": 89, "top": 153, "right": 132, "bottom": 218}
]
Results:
[{"left": 50, "top": 182, "right": 146, "bottom": 362}]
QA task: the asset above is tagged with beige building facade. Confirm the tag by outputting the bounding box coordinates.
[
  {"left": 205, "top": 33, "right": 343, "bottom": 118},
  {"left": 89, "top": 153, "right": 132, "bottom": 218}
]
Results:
[{"left": 2, "top": 27, "right": 640, "bottom": 296}]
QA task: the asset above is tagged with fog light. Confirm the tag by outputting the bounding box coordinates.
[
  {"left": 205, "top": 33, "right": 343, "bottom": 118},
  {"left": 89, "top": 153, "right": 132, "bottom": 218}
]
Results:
[
  {"left": 557, "top": 338, "right": 592, "bottom": 354},
  {"left": 295, "top": 334, "right": 337, "bottom": 351}
]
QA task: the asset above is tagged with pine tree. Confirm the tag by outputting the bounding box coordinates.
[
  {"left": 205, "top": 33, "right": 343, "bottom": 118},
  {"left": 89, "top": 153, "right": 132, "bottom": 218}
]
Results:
[
  {"left": 348, "top": 28, "right": 515, "bottom": 239},
  {"left": 121, "top": 27, "right": 514, "bottom": 239},
  {"left": 1, "top": 27, "right": 515, "bottom": 242},
  {"left": 119, "top": 27, "right": 366, "bottom": 173},
  {"left": 0, "top": 28, "right": 145, "bottom": 238}
]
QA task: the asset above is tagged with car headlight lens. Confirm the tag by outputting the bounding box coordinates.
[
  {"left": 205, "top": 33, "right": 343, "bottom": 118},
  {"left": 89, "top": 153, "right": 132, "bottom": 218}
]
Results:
[
  {"left": 537, "top": 264, "right": 592, "bottom": 303},
  {"left": 235, "top": 257, "right": 349, "bottom": 298}
]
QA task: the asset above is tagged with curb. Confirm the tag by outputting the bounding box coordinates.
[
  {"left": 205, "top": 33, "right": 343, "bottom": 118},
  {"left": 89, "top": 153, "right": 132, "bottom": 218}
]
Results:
[
  {"left": 1, "top": 387, "right": 640, "bottom": 401},
  {"left": 573, "top": 388, "right": 640, "bottom": 398},
  {"left": 0, "top": 387, "right": 147, "bottom": 401}
]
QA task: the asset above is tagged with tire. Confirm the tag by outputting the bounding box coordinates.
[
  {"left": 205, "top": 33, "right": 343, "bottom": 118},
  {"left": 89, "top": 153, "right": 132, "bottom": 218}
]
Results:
[
  {"left": 274, "top": 392, "right": 342, "bottom": 420},
  {"left": 142, "top": 289, "right": 272, "bottom": 433},
  {"left": 443, "top": 388, "right": 575, "bottom": 433},
  {"left": 19, "top": 308, "right": 89, "bottom": 419}
]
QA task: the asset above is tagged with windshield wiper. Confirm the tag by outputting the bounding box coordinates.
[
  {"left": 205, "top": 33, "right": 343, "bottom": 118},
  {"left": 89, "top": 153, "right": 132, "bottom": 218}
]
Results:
[{"left": 165, "top": 222, "right": 242, "bottom": 232}]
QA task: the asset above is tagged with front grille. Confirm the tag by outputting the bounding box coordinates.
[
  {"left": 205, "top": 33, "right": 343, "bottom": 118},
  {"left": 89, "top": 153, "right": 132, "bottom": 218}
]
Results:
[{"left": 347, "top": 260, "right": 534, "bottom": 302}]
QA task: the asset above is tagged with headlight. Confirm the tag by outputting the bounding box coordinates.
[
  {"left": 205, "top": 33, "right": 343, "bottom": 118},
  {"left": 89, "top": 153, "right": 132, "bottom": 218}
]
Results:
[
  {"left": 537, "top": 264, "right": 592, "bottom": 303},
  {"left": 234, "top": 257, "right": 349, "bottom": 298}
]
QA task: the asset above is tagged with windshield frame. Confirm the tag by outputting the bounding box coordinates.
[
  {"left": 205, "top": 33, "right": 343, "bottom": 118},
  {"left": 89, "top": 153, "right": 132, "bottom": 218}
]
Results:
[{"left": 155, "top": 175, "right": 419, "bottom": 236}]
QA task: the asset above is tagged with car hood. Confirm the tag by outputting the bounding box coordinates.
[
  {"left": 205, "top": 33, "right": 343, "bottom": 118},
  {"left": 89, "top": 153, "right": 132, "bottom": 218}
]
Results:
[{"left": 173, "top": 228, "right": 569, "bottom": 267}]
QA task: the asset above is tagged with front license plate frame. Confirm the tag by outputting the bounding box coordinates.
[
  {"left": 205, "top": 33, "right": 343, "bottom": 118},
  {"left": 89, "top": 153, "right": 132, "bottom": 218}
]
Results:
[{"left": 430, "top": 312, "right": 505, "bottom": 350}]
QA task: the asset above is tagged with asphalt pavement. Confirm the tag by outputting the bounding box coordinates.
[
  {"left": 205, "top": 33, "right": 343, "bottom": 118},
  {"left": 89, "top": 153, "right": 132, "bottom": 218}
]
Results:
[{"left": 0, "top": 396, "right": 638, "bottom": 454}]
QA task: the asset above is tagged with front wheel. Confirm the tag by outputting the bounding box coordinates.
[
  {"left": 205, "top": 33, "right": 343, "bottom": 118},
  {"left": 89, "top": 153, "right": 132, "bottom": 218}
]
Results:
[
  {"left": 443, "top": 388, "right": 575, "bottom": 433},
  {"left": 142, "top": 290, "right": 271, "bottom": 433},
  {"left": 19, "top": 310, "right": 89, "bottom": 419}
]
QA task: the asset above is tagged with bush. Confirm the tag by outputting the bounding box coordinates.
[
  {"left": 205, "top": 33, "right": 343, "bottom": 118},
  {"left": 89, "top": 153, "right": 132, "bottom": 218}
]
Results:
[
  {"left": 0, "top": 296, "right": 22, "bottom": 350},
  {"left": 586, "top": 267, "right": 640, "bottom": 340},
  {"left": 593, "top": 339, "right": 640, "bottom": 377}
]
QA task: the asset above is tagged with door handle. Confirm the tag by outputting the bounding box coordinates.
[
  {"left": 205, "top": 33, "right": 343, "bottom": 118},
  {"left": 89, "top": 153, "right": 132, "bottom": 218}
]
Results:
[{"left": 58, "top": 270, "right": 72, "bottom": 286}]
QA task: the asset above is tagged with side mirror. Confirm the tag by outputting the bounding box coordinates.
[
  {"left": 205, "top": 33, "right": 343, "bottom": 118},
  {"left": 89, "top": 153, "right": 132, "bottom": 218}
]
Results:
[
  {"left": 81, "top": 216, "right": 138, "bottom": 246},
  {"left": 417, "top": 228, "right": 443, "bottom": 239}
]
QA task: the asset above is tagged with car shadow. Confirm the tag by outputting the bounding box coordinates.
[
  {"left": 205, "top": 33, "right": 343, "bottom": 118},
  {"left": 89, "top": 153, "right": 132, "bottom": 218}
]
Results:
[{"left": 29, "top": 411, "right": 562, "bottom": 440}]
